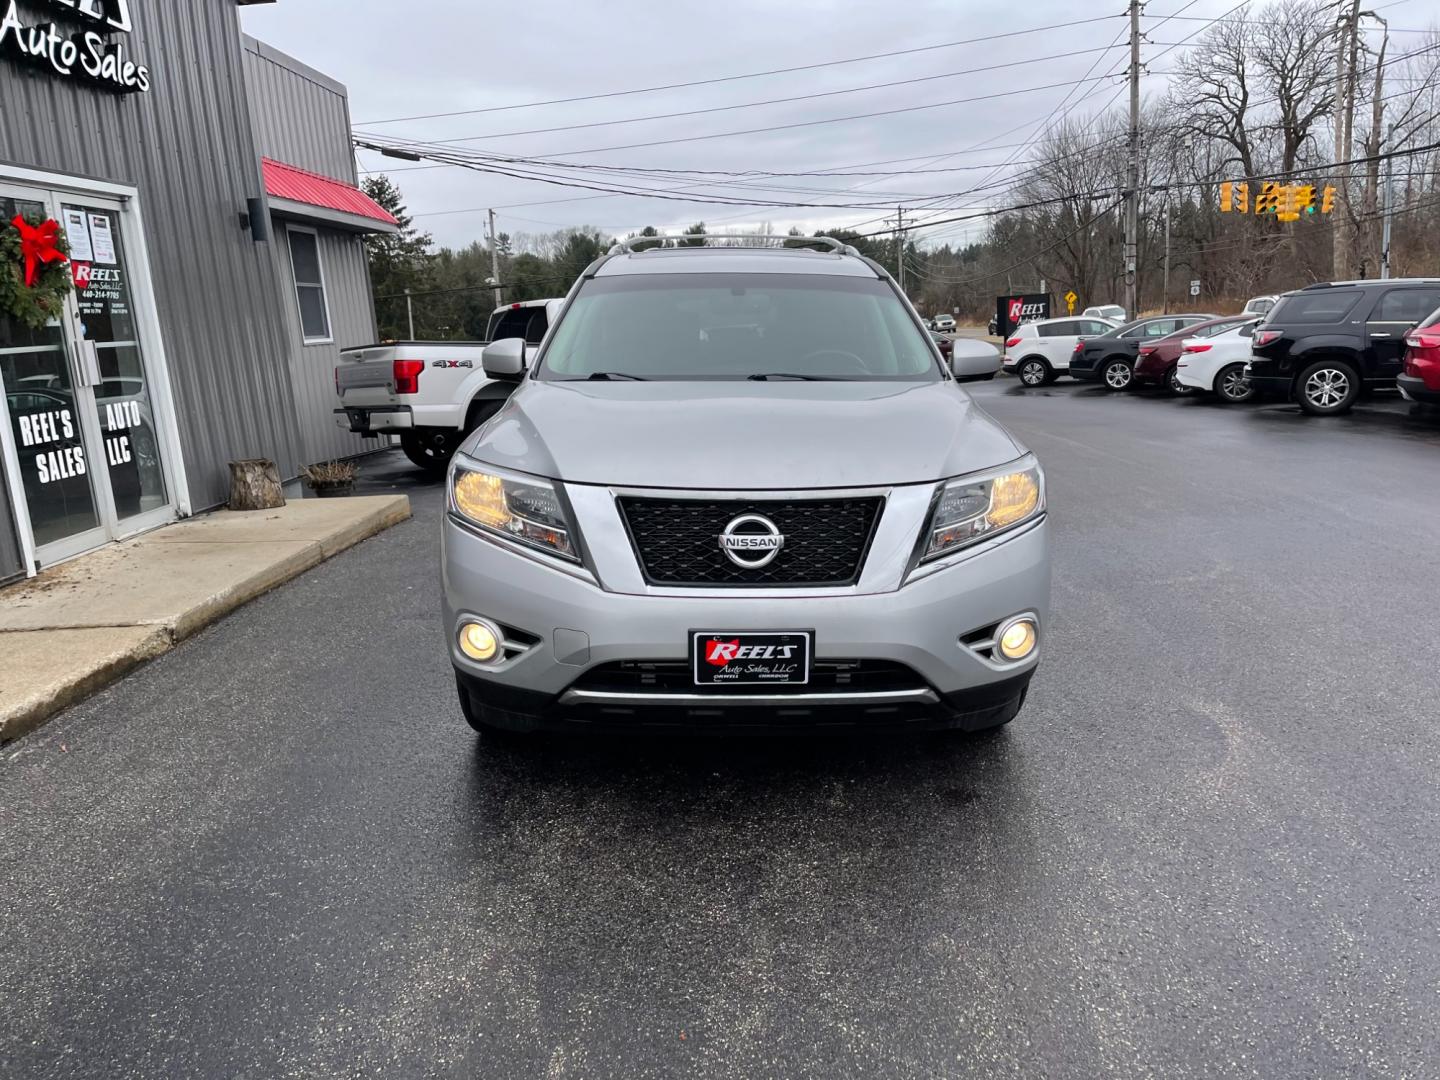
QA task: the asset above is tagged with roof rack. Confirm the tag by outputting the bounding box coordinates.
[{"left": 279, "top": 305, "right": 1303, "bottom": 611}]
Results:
[
  {"left": 607, "top": 234, "right": 860, "bottom": 256},
  {"left": 1302, "top": 277, "right": 1440, "bottom": 289}
]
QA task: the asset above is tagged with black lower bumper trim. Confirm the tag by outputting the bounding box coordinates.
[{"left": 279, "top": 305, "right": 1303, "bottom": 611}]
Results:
[
  {"left": 454, "top": 667, "right": 1034, "bottom": 735},
  {"left": 1398, "top": 374, "right": 1440, "bottom": 404}
]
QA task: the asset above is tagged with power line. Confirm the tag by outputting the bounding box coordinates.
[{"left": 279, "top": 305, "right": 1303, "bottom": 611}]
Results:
[
  {"left": 361, "top": 44, "right": 1145, "bottom": 147},
  {"left": 912, "top": 9, "right": 1439, "bottom": 245},
  {"left": 354, "top": 14, "right": 1127, "bottom": 126},
  {"left": 908, "top": 0, "right": 1245, "bottom": 242},
  {"left": 888, "top": 22, "right": 1136, "bottom": 237},
  {"left": 848, "top": 139, "right": 1440, "bottom": 241},
  {"left": 357, "top": 73, "right": 1124, "bottom": 163},
  {"left": 360, "top": 19, "right": 1439, "bottom": 237}
]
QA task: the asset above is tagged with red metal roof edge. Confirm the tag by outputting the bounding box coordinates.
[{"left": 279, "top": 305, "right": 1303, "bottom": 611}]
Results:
[{"left": 261, "top": 157, "right": 399, "bottom": 227}]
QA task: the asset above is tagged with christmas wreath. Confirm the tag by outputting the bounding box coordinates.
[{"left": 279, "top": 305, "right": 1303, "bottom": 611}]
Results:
[{"left": 0, "top": 213, "right": 73, "bottom": 329}]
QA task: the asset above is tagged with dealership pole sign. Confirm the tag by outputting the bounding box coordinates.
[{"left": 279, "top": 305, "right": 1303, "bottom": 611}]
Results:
[
  {"left": 996, "top": 294, "right": 1051, "bottom": 340},
  {"left": 0, "top": 0, "right": 151, "bottom": 92}
]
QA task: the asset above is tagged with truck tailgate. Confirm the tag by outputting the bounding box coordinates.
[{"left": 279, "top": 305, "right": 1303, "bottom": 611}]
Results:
[{"left": 337, "top": 344, "right": 402, "bottom": 407}]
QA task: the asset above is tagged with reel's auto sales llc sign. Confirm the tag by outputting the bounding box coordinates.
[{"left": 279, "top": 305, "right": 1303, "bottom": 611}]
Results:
[
  {"left": 996, "top": 294, "right": 1051, "bottom": 340},
  {"left": 0, "top": 0, "right": 151, "bottom": 92}
]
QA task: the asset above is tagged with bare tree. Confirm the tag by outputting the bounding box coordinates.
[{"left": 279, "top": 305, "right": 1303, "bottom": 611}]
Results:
[{"left": 1168, "top": 9, "right": 1259, "bottom": 178}]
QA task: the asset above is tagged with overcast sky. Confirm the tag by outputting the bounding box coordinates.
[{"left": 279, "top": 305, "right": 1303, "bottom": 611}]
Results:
[{"left": 238, "top": 0, "right": 1297, "bottom": 251}]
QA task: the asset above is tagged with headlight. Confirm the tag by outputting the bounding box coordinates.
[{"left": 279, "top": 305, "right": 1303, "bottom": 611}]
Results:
[
  {"left": 450, "top": 461, "right": 579, "bottom": 561},
  {"left": 922, "top": 457, "right": 1044, "bottom": 561}
]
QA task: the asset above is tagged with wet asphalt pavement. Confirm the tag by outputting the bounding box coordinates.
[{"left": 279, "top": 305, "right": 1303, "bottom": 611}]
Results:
[{"left": 4, "top": 377, "right": 1440, "bottom": 1079}]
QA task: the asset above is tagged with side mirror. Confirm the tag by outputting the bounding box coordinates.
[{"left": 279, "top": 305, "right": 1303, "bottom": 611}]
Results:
[
  {"left": 949, "top": 339, "right": 1001, "bottom": 382},
  {"left": 482, "top": 337, "right": 526, "bottom": 381}
]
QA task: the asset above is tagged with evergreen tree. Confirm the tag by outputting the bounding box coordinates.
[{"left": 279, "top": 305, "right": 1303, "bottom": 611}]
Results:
[{"left": 361, "top": 175, "right": 436, "bottom": 339}]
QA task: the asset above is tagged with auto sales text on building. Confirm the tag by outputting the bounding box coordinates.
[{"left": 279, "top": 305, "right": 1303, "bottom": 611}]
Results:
[{"left": 0, "top": 0, "right": 151, "bottom": 92}]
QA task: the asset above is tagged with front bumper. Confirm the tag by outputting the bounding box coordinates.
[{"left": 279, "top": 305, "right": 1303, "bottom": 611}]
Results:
[
  {"left": 1397, "top": 373, "right": 1440, "bottom": 404},
  {"left": 442, "top": 513, "right": 1050, "bottom": 729}
]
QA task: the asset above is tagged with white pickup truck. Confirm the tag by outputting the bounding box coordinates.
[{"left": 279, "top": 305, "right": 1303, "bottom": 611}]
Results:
[{"left": 335, "top": 298, "right": 563, "bottom": 471}]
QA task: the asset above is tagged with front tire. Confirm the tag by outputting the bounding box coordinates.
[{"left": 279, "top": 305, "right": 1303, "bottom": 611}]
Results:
[
  {"left": 1166, "top": 366, "right": 1195, "bottom": 396},
  {"left": 1102, "top": 358, "right": 1135, "bottom": 391},
  {"left": 1295, "top": 359, "right": 1360, "bottom": 415},
  {"left": 1214, "top": 363, "right": 1255, "bottom": 403},
  {"left": 1017, "top": 357, "right": 1052, "bottom": 387}
]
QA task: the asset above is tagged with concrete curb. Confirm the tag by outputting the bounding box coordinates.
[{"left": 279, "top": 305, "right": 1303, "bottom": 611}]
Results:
[
  {"left": 0, "top": 627, "right": 172, "bottom": 744},
  {"left": 0, "top": 495, "right": 411, "bottom": 744}
]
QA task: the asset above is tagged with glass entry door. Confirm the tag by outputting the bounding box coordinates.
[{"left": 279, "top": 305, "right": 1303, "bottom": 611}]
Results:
[
  {"left": 0, "top": 183, "right": 174, "bottom": 567},
  {"left": 1, "top": 190, "right": 108, "bottom": 560},
  {"left": 60, "top": 199, "right": 170, "bottom": 525}
]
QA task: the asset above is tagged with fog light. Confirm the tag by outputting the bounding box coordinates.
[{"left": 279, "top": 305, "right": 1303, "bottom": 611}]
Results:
[
  {"left": 997, "top": 618, "right": 1038, "bottom": 661},
  {"left": 459, "top": 620, "right": 501, "bottom": 663}
]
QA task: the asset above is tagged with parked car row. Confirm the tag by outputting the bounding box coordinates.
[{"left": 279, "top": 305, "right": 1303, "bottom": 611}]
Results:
[{"left": 1001, "top": 278, "right": 1440, "bottom": 417}]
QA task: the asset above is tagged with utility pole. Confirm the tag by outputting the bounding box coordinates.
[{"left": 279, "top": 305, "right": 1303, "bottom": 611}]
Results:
[
  {"left": 404, "top": 289, "right": 415, "bottom": 340},
  {"left": 1162, "top": 200, "right": 1171, "bottom": 314},
  {"left": 1380, "top": 123, "right": 1395, "bottom": 279},
  {"left": 1333, "top": 0, "right": 1362, "bottom": 279},
  {"left": 486, "top": 208, "right": 503, "bottom": 310},
  {"left": 890, "top": 206, "right": 907, "bottom": 295},
  {"left": 1123, "top": 0, "right": 1141, "bottom": 318}
]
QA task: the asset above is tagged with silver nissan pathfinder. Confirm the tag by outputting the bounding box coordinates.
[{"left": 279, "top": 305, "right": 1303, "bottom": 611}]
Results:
[{"left": 441, "top": 236, "right": 1050, "bottom": 735}]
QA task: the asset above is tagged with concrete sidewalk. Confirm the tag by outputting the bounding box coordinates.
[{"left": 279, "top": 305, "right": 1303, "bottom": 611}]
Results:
[{"left": 0, "top": 494, "right": 411, "bottom": 742}]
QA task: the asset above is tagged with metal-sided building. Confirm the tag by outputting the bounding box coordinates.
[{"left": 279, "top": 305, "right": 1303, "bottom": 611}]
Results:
[{"left": 0, "top": 0, "right": 394, "bottom": 584}]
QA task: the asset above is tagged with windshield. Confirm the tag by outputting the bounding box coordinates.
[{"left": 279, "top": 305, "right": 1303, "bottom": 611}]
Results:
[{"left": 538, "top": 273, "right": 940, "bottom": 381}]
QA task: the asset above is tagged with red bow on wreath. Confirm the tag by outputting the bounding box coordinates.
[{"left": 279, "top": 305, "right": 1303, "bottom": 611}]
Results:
[{"left": 11, "top": 215, "right": 67, "bottom": 288}]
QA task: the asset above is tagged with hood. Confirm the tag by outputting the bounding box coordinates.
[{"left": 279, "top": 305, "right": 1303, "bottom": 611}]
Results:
[{"left": 464, "top": 380, "right": 1024, "bottom": 489}]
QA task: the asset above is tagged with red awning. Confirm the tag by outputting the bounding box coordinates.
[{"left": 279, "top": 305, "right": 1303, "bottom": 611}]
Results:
[{"left": 261, "top": 158, "right": 398, "bottom": 229}]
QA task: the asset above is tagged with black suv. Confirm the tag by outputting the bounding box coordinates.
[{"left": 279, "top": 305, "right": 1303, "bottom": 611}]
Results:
[
  {"left": 1070, "top": 314, "right": 1217, "bottom": 390},
  {"left": 1245, "top": 279, "right": 1440, "bottom": 415}
]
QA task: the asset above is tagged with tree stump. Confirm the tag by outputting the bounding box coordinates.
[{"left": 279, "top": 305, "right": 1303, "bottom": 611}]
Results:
[{"left": 228, "top": 459, "right": 285, "bottom": 511}]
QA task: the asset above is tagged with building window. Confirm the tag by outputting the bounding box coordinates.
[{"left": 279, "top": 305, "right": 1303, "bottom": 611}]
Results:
[{"left": 286, "top": 226, "right": 331, "bottom": 342}]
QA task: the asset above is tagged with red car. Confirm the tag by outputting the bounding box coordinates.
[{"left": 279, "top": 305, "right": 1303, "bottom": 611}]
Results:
[
  {"left": 1133, "top": 314, "right": 1257, "bottom": 393},
  {"left": 1399, "top": 308, "right": 1440, "bottom": 406}
]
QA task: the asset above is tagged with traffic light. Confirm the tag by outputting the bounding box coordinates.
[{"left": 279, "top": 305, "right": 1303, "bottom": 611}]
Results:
[
  {"left": 1255, "top": 182, "right": 1280, "bottom": 215},
  {"left": 1233, "top": 181, "right": 1249, "bottom": 213},
  {"left": 1294, "top": 184, "right": 1316, "bottom": 216},
  {"left": 1220, "top": 181, "right": 1233, "bottom": 212},
  {"left": 1320, "top": 185, "right": 1337, "bottom": 214},
  {"left": 1276, "top": 184, "right": 1300, "bottom": 222}
]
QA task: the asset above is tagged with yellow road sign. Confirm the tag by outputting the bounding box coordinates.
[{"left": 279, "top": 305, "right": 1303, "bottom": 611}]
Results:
[{"left": 1064, "top": 289, "right": 1077, "bottom": 314}]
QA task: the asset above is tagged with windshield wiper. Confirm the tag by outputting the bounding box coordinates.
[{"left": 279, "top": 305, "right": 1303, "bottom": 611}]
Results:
[
  {"left": 745, "top": 372, "right": 841, "bottom": 381},
  {"left": 571, "top": 371, "right": 649, "bottom": 381}
]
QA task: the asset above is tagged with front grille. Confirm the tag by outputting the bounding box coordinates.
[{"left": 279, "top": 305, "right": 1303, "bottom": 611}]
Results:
[
  {"left": 617, "top": 496, "right": 883, "bottom": 586},
  {"left": 570, "top": 660, "right": 928, "bottom": 695}
]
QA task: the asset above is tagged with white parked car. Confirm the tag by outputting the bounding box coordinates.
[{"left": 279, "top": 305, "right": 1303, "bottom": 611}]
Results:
[
  {"left": 1003, "top": 316, "right": 1119, "bottom": 386},
  {"left": 1175, "top": 319, "right": 1261, "bottom": 402},
  {"left": 933, "top": 313, "right": 956, "bottom": 332},
  {"left": 1243, "top": 294, "right": 1279, "bottom": 317},
  {"left": 1081, "top": 304, "right": 1127, "bottom": 323}
]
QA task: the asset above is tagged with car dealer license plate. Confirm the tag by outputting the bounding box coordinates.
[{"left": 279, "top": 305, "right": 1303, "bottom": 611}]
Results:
[{"left": 692, "top": 632, "right": 812, "bottom": 686}]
